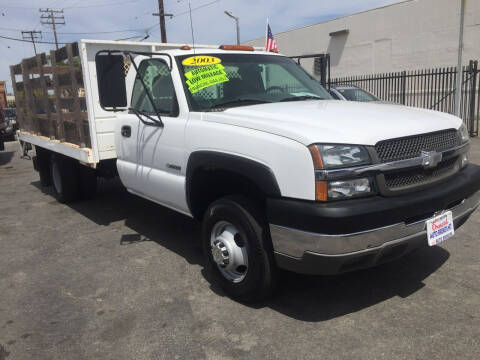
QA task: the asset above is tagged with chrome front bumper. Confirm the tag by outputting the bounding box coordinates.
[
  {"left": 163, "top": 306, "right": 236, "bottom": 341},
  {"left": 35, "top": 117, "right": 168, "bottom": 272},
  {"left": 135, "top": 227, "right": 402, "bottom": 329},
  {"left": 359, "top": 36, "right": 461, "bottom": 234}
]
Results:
[{"left": 270, "top": 190, "right": 480, "bottom": 258}]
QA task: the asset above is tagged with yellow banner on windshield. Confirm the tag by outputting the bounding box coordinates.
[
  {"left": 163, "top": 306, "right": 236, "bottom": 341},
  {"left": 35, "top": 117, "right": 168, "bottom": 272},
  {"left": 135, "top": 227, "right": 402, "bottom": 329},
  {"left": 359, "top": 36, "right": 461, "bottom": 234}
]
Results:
[
  {"left": 182, "top": 56, "right": 221, "bottom": 66},
  {"left": 185, "top": 64, "right": 229, "bottom": 94}
]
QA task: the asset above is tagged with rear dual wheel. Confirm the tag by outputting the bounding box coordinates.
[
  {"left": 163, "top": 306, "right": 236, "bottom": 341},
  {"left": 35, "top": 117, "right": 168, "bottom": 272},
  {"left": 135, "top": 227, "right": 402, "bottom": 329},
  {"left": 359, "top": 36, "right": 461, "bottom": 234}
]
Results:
[
  {"left": 50, "top": 154, "right": 80, "bottom": 203},
  {"left": 202, "top": 196, "right": 278, "bottom": 303},
  {"left": 34, "top": 148, "right": 97, "bottom": 203}
]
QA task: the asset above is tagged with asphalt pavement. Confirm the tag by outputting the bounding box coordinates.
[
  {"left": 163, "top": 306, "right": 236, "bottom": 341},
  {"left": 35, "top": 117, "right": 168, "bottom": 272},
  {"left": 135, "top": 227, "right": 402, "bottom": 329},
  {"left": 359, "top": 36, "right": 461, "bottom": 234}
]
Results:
[{"left": 1, "top": 138, "right": 479, "bottom": 360}]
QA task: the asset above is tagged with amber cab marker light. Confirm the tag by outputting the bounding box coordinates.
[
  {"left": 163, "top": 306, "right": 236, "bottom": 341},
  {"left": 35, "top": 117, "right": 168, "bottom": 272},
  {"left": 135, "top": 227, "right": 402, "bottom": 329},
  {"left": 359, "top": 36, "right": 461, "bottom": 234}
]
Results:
[
  {"left": 219, "top": 45, "right": 254, "bottom": 51},
  {"left": 180, "top": 45, "right": 191, "bottom": 50},
  {"left": 315, "top": 181, "right": 328, "bottom": 201},
  {"left": 308, "top": 145, "right": 324, "bottom": 169}
]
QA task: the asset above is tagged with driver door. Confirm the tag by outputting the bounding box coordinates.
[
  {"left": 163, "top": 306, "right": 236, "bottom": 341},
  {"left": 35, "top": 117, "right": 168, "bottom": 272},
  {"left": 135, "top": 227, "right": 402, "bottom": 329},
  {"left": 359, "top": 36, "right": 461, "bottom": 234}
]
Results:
[{"left": 115, "top": 57, "right": 189, "bottom": 214}]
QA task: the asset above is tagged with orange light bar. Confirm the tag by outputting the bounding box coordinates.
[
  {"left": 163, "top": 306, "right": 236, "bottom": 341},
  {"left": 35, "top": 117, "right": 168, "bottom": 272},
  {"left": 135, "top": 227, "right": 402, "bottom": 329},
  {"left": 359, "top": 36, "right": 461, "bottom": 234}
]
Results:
[
  {"left": 219, "top": 45, "right": 254, "bottom": 51},
  {"left": 180, "top": 45, "right": 191, "bottom": 50},
  {"left": 308, "top": 145, "right": 324, "bottom": 169},
  {"left": 315, "top": 181, "right": 328, "bottom": 201}
]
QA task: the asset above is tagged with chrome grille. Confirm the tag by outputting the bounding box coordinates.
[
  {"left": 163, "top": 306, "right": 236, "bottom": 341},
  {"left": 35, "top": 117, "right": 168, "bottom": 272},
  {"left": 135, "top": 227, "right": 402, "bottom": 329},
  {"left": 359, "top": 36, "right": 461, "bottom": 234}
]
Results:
[
  {"left": 384, "top": 157, "right": 458, "bottom": 190},
  {"left": 375, "top": 130, "right": 459, "bottom": 163}
]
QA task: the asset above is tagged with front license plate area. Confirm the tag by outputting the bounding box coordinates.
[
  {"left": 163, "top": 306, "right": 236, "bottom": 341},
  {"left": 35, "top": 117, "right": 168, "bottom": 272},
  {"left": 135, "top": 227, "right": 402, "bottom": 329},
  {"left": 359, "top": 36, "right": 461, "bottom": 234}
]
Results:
[{"left": 426, "top": 211, "right": 454, "bottom": 246}]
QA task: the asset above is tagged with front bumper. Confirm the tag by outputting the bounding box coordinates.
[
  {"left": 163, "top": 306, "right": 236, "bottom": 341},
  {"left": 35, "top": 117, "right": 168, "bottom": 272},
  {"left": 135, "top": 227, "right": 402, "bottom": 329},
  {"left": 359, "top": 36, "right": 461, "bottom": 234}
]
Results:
[{"left": 268, "top": 164, "right": 480, "bottom": 275}]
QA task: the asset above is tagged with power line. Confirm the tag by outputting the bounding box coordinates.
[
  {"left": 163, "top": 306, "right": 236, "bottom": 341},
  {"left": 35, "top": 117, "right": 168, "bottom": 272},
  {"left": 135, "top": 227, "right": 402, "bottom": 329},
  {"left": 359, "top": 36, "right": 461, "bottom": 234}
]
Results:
[
  {"left": 21, "top": 30, "right": 42, "bottom": 55},
  {"left": 65, "top": 0, "right": 140, "bottom": 9},
  {"left": 0, "top": 34, "right": 66, "bottom": 45},
  {"left": 0, "top": 0, "right": 139, "bottom": 10},
  {"left": 0, "top": 26, "right": 147, "bottom": 35},
  {"left": 40, "top": 8, "right": 66, "bottom": 50}
]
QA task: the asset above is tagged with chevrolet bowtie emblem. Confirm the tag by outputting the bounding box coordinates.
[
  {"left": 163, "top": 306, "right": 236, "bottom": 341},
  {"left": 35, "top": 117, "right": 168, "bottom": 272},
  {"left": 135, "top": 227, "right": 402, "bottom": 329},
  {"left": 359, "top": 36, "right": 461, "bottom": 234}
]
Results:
[{"left": 421, "top": 150, "right": 442, "bottom": 169}]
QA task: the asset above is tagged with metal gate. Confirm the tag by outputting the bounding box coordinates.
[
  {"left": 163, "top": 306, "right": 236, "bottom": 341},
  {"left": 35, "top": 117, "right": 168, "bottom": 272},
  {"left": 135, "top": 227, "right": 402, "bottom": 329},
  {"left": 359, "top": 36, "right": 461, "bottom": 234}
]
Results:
[{"left": 331, "top": 61, "right": 480, "bottom": 136}]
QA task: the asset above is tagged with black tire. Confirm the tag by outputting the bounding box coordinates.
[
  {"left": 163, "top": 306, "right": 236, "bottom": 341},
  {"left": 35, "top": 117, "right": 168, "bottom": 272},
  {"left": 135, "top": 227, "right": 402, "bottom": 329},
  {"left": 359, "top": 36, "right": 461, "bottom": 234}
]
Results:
[
  {"left": 202, "top": 195, "right": 278, "bottom": 303},
  {"left": 78, "top": 165, "right": 97, "bottom": 200},
  {"left": 35, "top": 146, "right": 52, "bottom": 187},
  {"left": 50, "top": 154, "right": 80, "bottom": 203}
]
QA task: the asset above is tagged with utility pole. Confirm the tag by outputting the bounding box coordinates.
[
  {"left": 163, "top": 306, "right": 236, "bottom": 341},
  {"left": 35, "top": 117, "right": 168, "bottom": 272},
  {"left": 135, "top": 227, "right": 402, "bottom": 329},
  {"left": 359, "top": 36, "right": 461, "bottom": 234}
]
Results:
[
  {"left": 455, "top": 0, "right": 466, "bottom": 117},
  {"left": 224, "top": 11, "right": 240, "bottom": 45},
  {"left": 152, "top": 0, "right": 173, "bottom": 43},
  {"left": 21, "top": 30, "right": 42, "bottom": 55},
  {"left": 40, "top": 8, "right": 65, "bottom": 50}
]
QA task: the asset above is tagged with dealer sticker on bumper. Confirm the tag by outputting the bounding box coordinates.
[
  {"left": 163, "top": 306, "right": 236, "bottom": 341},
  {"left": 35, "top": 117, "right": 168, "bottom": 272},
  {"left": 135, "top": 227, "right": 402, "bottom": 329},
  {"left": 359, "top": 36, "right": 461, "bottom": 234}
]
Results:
[{"left": 426, "top": 211, "right": 454, "bottom": 246}]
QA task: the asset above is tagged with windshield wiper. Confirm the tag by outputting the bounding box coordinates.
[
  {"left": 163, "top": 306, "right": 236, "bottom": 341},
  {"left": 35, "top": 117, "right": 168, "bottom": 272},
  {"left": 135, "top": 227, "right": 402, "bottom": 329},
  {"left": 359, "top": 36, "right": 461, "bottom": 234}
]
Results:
[
  {"left": 280, "top": 95, "right": 323, "bottom": 102},
  {"left": 129, "top": 107, "right": 163, "bottom": 127},
  {"left": 207, "top": 99, "right": 273, "bottom": 111}
]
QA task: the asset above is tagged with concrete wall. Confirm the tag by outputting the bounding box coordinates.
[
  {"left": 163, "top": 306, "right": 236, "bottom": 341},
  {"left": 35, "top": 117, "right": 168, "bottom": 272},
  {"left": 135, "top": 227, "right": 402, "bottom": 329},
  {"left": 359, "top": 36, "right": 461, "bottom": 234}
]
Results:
[{"left": 244, "top": 0, "right": 480, "bottom": 79}]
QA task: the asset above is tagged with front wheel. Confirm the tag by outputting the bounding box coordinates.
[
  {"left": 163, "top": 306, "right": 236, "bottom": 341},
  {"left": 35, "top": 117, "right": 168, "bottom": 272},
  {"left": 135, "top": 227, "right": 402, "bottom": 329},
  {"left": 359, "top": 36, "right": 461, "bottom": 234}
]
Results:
[{"left": 202, "top": 196, "right": 278, "bottom": 303}]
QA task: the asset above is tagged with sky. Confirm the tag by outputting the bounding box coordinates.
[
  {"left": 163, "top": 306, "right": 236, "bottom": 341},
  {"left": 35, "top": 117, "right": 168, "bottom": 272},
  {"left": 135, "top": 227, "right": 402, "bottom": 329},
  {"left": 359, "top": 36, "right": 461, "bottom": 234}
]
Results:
[{"left": 0, "top": 0, "right": 403, "bottom": 93}]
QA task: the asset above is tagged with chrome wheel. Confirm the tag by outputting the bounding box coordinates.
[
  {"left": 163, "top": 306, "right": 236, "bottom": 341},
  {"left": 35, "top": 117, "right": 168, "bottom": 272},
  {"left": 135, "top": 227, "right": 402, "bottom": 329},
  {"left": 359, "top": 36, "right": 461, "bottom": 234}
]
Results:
[
  {"left": 210, "top": 221, "right": 248, "bottom": 283},
  {"left": 51, "top": 160, "right": 62, "bottom": 194}
]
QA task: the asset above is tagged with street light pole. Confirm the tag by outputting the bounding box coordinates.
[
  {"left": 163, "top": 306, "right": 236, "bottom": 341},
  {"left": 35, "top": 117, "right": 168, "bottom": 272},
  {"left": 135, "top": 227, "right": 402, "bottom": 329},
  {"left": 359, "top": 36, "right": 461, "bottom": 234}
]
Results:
[{"left": 224, "top": 11, "right": 240, "bottom": 45}]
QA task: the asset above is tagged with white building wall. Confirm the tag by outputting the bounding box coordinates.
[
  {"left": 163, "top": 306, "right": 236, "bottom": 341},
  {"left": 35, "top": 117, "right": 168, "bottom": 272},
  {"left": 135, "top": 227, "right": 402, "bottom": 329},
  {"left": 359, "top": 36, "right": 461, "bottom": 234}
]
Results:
[{"left": 245, "top": 0, "right": 480, "bottom": 78}]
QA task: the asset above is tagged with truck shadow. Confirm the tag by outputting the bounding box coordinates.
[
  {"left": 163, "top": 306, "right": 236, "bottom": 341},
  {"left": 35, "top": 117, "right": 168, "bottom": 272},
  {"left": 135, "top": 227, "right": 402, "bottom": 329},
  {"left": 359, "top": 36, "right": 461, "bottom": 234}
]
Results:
[
  {"left": 32, "top": 177, "right": 450, "bottom": 322},
  {"left": 0, "top": 151, "right": 15, "bottom": 166},
  {"left": 259, "top": 246, "right": 449, "bottom": 321}
]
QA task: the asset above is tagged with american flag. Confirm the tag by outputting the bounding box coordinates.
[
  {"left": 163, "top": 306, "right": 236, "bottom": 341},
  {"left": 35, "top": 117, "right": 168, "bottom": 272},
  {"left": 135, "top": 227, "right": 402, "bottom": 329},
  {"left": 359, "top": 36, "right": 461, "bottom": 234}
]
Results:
[{"left": 265, "top": 24, "right": 278, "bottom": 52}]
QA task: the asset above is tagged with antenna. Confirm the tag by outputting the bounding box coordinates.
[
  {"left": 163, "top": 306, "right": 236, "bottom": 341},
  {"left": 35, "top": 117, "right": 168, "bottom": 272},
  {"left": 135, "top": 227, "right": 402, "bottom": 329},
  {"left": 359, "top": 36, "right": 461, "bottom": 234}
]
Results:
[{"left": 188, "top": 1, "right": 196, "bottom": 54}]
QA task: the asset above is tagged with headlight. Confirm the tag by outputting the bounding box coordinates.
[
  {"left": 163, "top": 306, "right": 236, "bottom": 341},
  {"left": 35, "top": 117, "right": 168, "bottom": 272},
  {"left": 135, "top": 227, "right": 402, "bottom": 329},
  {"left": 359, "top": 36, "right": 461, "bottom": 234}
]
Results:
[
  {"left": 458, "top": 123, "right": 469, "bottom": 143},
  {"left": 308, "top": 144, "right": 370, "bottom": 169},
  {"left": 328, "top": 178, "right": 374, "bottom": 200},
  {"left": 308, "top": 144, "right": 375, "bottom": 201}
]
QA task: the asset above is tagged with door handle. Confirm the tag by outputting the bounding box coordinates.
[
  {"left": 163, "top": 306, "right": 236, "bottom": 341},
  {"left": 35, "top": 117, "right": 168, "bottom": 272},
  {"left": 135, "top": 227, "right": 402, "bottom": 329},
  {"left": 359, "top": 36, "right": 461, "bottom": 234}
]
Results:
[{"left": 121, "top": 125, "right": 131, "bottom": 138}]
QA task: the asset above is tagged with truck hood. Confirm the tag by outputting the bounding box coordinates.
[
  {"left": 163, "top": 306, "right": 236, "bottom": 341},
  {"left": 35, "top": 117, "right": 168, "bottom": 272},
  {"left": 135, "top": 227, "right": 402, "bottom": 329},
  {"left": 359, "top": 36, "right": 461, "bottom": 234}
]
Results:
[{"left": 202, "top": 100, "right": 462, "bottom": 146}]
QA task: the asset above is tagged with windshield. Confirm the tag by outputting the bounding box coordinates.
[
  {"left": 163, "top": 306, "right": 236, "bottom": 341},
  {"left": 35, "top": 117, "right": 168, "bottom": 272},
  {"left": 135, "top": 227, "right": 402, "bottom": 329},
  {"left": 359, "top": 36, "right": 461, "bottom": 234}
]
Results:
[
  {"left": 177, "top": 53, "right": 332, "bottom": 111},
  {"left": 337, "top": 88, "right": 379, "bottom": 102}
]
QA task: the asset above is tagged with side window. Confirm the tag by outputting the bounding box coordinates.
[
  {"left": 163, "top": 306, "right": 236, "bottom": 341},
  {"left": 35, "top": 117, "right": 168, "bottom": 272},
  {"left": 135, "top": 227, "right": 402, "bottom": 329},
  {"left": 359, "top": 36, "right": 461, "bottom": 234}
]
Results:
[
  {"left": 131, "top": 59, "right": 178, "bottom": 116},
  {"left": 263, "top": 64, "right": 305, "bottom": 93}
]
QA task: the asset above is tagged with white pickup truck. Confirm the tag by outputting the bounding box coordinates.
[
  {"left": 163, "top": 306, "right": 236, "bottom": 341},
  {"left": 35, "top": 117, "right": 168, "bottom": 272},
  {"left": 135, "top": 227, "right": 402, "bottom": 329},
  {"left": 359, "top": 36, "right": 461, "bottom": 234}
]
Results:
[{"left": 15, "top": 40, "right": 480, "bottom": 302}]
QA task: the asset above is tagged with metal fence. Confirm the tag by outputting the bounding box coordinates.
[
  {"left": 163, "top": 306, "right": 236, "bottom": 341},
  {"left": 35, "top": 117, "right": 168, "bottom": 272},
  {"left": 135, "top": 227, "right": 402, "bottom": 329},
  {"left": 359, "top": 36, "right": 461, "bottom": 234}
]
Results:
[{"left": 330, "top": 60, "right": 480, "bottom": 136}]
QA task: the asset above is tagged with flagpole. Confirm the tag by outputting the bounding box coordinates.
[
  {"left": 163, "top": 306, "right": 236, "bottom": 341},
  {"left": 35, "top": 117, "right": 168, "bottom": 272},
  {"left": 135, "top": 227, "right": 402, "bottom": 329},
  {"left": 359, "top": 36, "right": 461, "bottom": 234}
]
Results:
[{"left": 265, "top": 17, "right": 269, "bottom": 50}]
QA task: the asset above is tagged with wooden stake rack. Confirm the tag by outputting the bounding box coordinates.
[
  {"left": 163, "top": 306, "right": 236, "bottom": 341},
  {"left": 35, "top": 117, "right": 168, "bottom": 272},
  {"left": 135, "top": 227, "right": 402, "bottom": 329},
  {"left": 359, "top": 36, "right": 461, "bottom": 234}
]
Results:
[{"left": 10, "top": 42, "right": 90, "bottom": 148}]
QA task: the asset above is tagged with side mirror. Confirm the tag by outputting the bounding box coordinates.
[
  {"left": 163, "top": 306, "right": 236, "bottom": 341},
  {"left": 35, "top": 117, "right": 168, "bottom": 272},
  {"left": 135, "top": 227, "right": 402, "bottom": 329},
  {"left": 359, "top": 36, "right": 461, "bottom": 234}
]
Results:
[{"left": 95, "top": 53, "right": 127, "bottom": 110}]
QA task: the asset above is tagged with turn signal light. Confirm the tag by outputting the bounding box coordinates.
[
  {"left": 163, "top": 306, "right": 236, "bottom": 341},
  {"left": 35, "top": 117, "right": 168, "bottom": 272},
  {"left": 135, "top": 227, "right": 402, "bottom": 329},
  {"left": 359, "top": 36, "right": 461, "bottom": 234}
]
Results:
[
  {"left": 180, "top": 45, "right": 191, "bottom": 50},
  {"left": 315, "top": 181, "right": 328, "bottom": 201},
  {"left": 308, "top": 145, "right": 324, "bottom": 169},
  {"left": 219, "top": 45, "right": 254, "bottom": 51}
]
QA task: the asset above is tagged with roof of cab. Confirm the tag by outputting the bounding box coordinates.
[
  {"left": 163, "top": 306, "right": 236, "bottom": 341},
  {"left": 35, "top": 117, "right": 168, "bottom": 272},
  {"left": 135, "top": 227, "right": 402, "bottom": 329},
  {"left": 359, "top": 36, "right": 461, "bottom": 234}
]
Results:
[{"left": 79, "top": 39, "right": 279, "bottom": 57}]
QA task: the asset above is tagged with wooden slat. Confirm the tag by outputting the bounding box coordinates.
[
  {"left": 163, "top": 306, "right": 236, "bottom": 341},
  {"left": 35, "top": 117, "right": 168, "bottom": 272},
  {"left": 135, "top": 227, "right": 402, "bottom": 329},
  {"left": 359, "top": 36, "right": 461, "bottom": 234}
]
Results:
[
  {"left": 21, "top": 60, "right": 38, "bottom": 133},
  {"left": 67, "top": 43, "right": 85, "bottom": 147},
  {"left": 24, "top": 53, "right": 46, "bottom": 70},
  {"left": 29, "top": 75, "right": 53, "bottom": 90},
  {"left": 37, "top": 54, "right": 55, "bottom": 139},
  {"left": 15, "top": 82, "right": 25, "bottom": 92},
  {"left": 12, "top": 64, "right": 22, "bottom": 75},
  {"left": 57, "top": 69, "right": 83, "bottom": 87},
  {"left": 50, "top": 50, "right": 66, "bottom": 141},
  {"left": 55, "top": 42, "right": 79, "bottom": 62}
]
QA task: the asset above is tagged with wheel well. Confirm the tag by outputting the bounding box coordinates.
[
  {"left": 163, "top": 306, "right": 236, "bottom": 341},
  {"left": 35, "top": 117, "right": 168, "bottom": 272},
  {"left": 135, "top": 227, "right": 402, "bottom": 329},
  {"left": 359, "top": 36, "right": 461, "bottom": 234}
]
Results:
[{"left": 188, "top": 168, "right": 268, "bottom": 220}]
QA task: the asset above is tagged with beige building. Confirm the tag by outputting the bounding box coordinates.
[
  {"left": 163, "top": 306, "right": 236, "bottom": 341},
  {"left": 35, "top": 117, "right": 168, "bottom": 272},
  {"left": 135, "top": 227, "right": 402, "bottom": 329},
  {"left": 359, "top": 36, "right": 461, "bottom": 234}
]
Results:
[{"left": 245, "top": 0, "right": 480, "bottom": 78}]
